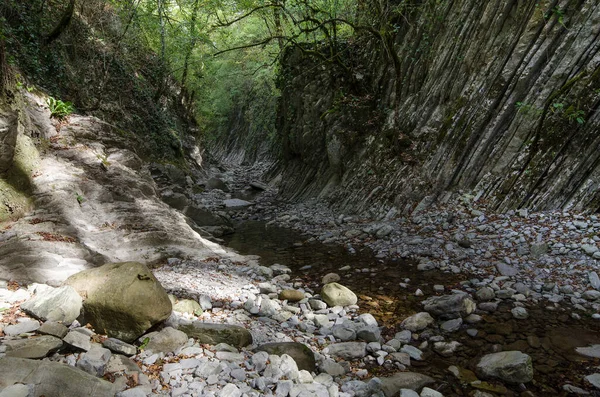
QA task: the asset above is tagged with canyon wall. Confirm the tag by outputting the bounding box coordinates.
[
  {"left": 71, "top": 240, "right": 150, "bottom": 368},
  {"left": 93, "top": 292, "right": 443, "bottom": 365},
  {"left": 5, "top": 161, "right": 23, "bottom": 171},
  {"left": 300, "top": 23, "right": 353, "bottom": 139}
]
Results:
[{"left": 274, "top": 0, "right": 600, "bottom": 217}]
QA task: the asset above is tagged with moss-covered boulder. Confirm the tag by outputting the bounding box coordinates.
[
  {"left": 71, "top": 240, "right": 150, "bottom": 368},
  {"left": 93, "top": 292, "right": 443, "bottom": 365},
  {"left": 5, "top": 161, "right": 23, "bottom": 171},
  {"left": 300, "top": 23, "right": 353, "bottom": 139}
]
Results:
[{"left": 65, "top": 262, "right": 172, "bottom": 342}]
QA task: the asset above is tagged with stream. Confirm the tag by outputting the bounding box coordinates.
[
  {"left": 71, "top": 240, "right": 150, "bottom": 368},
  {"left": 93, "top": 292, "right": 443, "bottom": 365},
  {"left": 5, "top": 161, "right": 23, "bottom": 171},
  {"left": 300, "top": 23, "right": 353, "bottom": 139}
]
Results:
[{"left": 223, "top": 220, "right": 600, "bottom": 396}]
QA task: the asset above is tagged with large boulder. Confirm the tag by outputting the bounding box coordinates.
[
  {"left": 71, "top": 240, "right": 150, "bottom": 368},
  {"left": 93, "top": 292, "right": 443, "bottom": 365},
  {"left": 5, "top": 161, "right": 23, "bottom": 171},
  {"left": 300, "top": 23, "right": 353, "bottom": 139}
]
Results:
[
  {"left": 0, "top": 357, "right": 119, "bottom": 396},
  {"left": 21, "top": 286, "right": 82, "bottom": 324},
  {"left": 476, "top": 351, "right": 533, "bottom": 384},
  {"left": 65, "top": 262, "right": 172, "bottom": 342},
  {"left": 178, "top": 322, "right": 252, "bottom": 348},
  {"left": 255, "top": 342, "right": 316, "bottom": 372},
  {"left": 321, "top": 283, "right": 358, "bottom": 307},
  {"left": 422, "top": 292, "right": 475, "bottom": 319}
]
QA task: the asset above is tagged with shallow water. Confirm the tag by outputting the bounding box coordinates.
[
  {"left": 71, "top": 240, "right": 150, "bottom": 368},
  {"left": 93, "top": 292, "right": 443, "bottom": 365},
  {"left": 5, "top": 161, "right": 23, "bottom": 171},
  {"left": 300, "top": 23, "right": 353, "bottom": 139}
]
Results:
[{"left": 223, "top": 220, "right": 600, "bottom": 396}]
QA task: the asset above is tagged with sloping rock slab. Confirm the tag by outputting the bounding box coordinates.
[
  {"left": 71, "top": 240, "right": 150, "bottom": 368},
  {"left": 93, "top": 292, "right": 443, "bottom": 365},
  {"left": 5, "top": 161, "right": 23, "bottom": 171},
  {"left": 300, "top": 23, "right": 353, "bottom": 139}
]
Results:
[
  {"left": 0, "top": 357, "right": 119, "bottom": 396},
  {"left": 178, "top": 322, "right": 252, "bottom": 348},
  {"left": 255, "top": 342, "right": 316, "bottom": 372},
  {"left": 4, "top": 335, "right": 63, "bottom": 359},
  {"left": 21, "top": 286, "right": 82, "bottom": 324},
  {"left": 380, "top": 372, "right": 435, "bottom": 396},
  {"left": 65, "top": 262, "right": 172, "bottom": 343}
]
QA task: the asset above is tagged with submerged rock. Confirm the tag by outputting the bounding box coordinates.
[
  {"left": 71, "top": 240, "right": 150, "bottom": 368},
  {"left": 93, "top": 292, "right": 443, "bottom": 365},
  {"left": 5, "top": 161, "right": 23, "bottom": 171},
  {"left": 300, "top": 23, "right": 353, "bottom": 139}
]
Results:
[{"left": 476, "top": 351, "right": 533, "bottom": 383}]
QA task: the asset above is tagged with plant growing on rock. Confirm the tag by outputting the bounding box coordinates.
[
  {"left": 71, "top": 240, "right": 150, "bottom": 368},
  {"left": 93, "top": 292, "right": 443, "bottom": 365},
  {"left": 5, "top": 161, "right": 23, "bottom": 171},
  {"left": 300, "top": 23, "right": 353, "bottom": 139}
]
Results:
[{"left": 46, "top": 96, "right": 74, "bottom": 120}]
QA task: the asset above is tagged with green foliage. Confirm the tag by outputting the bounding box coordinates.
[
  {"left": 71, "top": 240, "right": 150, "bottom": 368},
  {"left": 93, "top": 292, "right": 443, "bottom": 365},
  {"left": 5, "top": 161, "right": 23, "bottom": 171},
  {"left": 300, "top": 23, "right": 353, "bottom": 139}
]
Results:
[
  {"left": 551, "top": 102, "right": 585, "bottom": 125},
  {"left": 47, "top": 96, "right": 74, "bottom": 120}
]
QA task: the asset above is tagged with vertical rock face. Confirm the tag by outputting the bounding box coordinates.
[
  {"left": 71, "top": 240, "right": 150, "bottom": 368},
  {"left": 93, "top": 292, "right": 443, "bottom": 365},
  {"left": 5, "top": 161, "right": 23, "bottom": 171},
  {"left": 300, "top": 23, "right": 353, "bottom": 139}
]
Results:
[
  {"left": 273, "top": 1, "right": 600, "bottom": 214},
  {"left": 0, "top": 104, "right": 18, "bottom": 173}
]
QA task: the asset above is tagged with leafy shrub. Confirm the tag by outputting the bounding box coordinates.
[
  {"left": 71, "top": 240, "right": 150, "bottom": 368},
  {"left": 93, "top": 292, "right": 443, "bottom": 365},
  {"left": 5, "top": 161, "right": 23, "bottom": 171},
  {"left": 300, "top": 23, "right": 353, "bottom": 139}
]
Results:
[{"left": 46, "top": 96, "right": 74, "bottom": 119}]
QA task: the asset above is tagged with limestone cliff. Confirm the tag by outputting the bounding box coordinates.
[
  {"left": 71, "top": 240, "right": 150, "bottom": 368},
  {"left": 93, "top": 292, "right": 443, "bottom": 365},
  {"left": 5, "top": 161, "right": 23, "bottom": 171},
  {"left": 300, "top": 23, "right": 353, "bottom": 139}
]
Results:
[{"left": 274, "top": 0, "right": 600, "bottom": 216}]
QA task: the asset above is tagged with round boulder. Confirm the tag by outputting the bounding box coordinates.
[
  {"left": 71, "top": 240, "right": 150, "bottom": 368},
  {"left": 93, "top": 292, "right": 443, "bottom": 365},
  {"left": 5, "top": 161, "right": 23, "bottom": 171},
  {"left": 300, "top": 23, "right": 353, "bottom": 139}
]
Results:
[
  {"left": 321, "top": 283, "right": 357, "bottom": 307},
  {"left": 65, "top": 262, "right": 172, "bottom": 343}
]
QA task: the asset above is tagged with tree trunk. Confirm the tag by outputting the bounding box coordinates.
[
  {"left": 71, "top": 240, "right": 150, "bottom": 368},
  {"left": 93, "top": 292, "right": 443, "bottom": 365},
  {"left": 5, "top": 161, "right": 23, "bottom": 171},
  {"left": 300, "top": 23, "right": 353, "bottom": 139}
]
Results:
[{"left": 44, "top": 0, "right": 76, "bottom": 45}]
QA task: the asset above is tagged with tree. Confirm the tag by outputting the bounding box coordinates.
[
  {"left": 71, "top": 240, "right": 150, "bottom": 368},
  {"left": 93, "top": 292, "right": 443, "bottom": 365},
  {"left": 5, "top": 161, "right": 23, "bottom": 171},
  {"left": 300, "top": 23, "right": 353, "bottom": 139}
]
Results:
[{"left": 45, "top": 0, "right": 76, "bottom": 45}]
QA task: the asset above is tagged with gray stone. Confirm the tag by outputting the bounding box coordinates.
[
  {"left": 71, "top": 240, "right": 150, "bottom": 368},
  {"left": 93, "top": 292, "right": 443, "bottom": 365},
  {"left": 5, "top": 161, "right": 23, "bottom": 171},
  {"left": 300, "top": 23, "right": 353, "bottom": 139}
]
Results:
[
  {"left": 37, "top": 321, "right": 68, "bottom": 339},
  {"left": 0, "top": 357, "right": 119, "bottom": 396},
  {"left": 4, "top": 335, "right": 63, "bottom": 359},
  {"left": 422, "top": 293, "right": 476, "bottom": 319},
  {"left": 322, "top": 273, "right": 341, "bottom": 284},
  {"left": 4, "top": 320, "right": 40, "bottom": 336},
  {"left": 184, "top": 205, "right": 230, "bottom": 226},
  {"left": 21, "top": 286, "right": 82, "bottom": 325},
  {"left": 400, "top": 345, "right": 423, "bottom": 360},
  {"left": 586, "top": 373, "right": 600, "bottom": 390},
  {"left": 77, "top": 345, "right": 112, "bottom": 377},
  {"left": 511, "top": 307, "right": 529, "bottom": 320},
  {"left": 64, "top": 330, "right": 92, "bottom": 351},
  {"left": 103, "top": 338, "right": 137, "bottom": 356},
  {"left": 173, "top": 299, "right": 203, "bottom": 316},
  {"left": 476, "top": 351, "right": 533, "bottom": 383},
  {"left": 0, "top": 383, "right": 34, "bottom": 397},
  {"left": 256, "top": 342, "right": 316, "bottom": 372},
  {"left": 144, "top": 327, "right": 188, "bottom": 354},
  {"left": 399, "top": 390, "right": 419, "bottom": 397},
  {"left": 357, "top": 326, "right": 381, "bottom": 342},
  {"left": 496, "top": 262, "right": 518, "bottom": 277},
  {"left": 395, "top": 330, "right": 412, "bottom": 343},
  {"left": 379, "top": 372, "right": 434, "bottom": 396},
  {"left": 223, "top": 199, "right": 252, "bottom": 208},
  {"left": 420, "top": 387, "right": 443, "bottom": 397},
  {"left": 475, "top": 287, "right": 495, "bottom": 301},
  {"left": 582, "top": 244, "right": 599, "bottom": 255},
  {"left": 179, "top": 322, "right": 252, "bottom": 348},
  {"left": 320, "top": 359, "right": 345, "bottom": 376},
  {"left": 433, "top": 341, "right": 461, "bottom": 357},
  {"left": 440, "top": 318, "right": 463, "bottom": 333},
  {"left": 116, "top": 387, "right": 152, "bottom": 397},
  {"left": 582, "top": 290, "right": 600, "bottom": 301},
  {"left": 309, "top": 299, "right": 327, "bottom": 310},
  {"left": 388, "top": 352, "right": 411, "bottom": 366},
  {"left": 326, "top": 342, "right": 367, "bottom": 360},
  {"left": 321, "top": 283, "right": 357, "bottom": 307},
  {"left": 576, "top": 345, "right": 600, "bottom": 359},
  {"left": 332, "top": 324, "right": 356, "bottom": 341},
  {"left": 106, "top": 354, "right": 142, "bottom": 374},
  {"left": 590, "top": 272, "right": 600, "bottom": 291},
  {"left": 401, "top": 312, "right": 434, "bottom": 332},
  {"left": 65, "top": 262, "right": 172, "bottom": 343}
]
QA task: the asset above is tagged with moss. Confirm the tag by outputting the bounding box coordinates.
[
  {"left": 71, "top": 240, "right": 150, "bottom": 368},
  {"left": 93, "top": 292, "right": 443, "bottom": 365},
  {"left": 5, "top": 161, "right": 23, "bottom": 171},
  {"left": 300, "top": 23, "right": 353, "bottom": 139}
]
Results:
[{"left": 0, "top": 133, "right": 39, "bottom": 223}]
